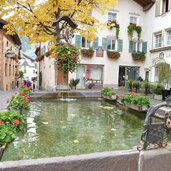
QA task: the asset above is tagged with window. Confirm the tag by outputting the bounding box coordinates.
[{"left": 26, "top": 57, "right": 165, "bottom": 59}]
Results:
[
  {"left": 9, "top": 64, "right": 11, "bottom": 76},
  {"left": 162, "top": 0, "right": 169, "bottom": 14},
  {"left": 130, "top": 16, "right": 138, "bottom": 25},
  {"left": 129, "top": 41, "right": 142, "bottom": 52},
  {"left": 82, "top": 37, "right": 91, "bottom": 48},
  {"left": 107, "top": 39, "right": 116, "bottom": 50},
  {"left": 167, "top": 31, "right": 171, "bottom": 45},
  {"left": 108, "top": 12, "right": 117, "bottom": 21},
  {"left": 5, "top": 64, "right": 7, "bottom": 76},
  {"left": 155, "top": 34, "right": 162, "bottom": 48}
]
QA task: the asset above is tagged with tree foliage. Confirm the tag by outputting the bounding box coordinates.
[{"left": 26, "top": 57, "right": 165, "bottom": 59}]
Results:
[{"left": 0, "top": 0, "right": 117, "bottom": 43}]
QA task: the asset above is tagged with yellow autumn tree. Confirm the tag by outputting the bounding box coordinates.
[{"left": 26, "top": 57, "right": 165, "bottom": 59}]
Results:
[{"left": 0, "top": 0, "right": 117, "bottom": 44}]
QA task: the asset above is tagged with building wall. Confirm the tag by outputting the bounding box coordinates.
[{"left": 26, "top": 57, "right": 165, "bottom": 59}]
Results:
[
  {"left": 144, "top": 2, "right": 171, "bottom": 85},
  {"left": 0, "top": 31, "right": 18, "bottom": 91},
  {"left": 37, "top": 0, "right": 171, "bottom": 90},
  {"left": 72, "top": 0, "right": 148, "bottom": 88}
]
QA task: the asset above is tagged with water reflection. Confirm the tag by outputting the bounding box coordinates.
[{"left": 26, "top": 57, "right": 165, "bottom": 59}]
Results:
[{"left": 2, "top": 99, "right": 144, "bottom": 161}]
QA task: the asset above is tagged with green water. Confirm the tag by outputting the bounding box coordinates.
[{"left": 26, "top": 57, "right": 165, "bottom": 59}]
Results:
[{"left": 2, "top": 99, "right": 144, "bottom": 161}]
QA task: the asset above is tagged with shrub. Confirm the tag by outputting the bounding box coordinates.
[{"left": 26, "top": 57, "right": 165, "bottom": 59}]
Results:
[
  {"left": 69, "top": 78, "right": 80, "bottom": 89},
  {"left": 101, "top": 87, "right": 116, "bottom": 96},
  {"left": 126, "top": 80, "right": 133, "bottom": 91},
  {"left": 152, "top": 84, "right": 165, "bottom": 95}
]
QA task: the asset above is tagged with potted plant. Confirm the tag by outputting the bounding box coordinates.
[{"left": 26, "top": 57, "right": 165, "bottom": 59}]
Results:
[
  {"left": 127, "top": 23, "right": 142, "bottom": 40},
  {"left": 87, "top": 82, "right": 95, "bottom": 89},
  {"left": 81, "top": 47, "right": 94, "bottom": 58},
  {"left": 152, "top": 83, "right": 165, "bottom": 100},
  {"left": 132, "top": 80, "right": 141, "bottom": 93},
  {"left": 142, "top": 80, "right": 151, "bottom": 95},
  {"left": 107, "top": 50, "right": 120, "bottom": 59},
  {"left": 122, "top": 92, "right": 150, "bottom": 112},
  {"left": 69, "top": 78, "right": 80, "bottom": 89},
  {"left": 101, "top": 87, "right": 116, "bottom": 99},
  {"left": 126, "top": 80, "right": 133, "bottom": 91},
  {"left": 107, "top": 20, "right": 120, "bottom": 39}
]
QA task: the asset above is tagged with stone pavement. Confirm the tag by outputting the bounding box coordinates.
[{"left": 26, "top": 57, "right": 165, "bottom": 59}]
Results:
[{"left": 0, "top": 89, "right": 18, "bottom": 112}]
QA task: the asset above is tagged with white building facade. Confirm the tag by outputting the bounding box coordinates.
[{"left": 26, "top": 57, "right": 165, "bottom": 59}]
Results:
[
  {"left": 36, "top": 0, "right": 171, "bottom": 91},
  {"left": 19, "top": 53, "right": 37, "bottom": 82}
]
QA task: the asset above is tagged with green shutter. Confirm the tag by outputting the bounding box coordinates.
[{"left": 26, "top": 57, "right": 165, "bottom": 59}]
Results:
[
  {"left": 142, "top": 42, "right": 148, "bottom": 54},
  {"left": 155, "top": 0, "right": 161, "bottom": 16},
  {"left": 93, "top": 37, "right": 99, "bottom": 50},
  {"left": 75, "top": 35, "right": 81, "bottom": 48},
  {"left": 102, "top": 38, "right": 107, "bottom": 50},
  {"left": 129, "top": 41, "right": 134, "bottom": 53},
  {"left": 117, "top": 39, "right": 123, "bottom": 52}
]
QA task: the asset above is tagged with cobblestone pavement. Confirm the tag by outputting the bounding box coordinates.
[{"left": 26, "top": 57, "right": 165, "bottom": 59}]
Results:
[{"left": 0, "top": 89, "right": 18, "bottom": 111}]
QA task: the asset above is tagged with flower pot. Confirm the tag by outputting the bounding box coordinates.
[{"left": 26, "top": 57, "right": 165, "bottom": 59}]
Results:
[
  {"left": 111, "top": 95, "right": 117, "bottom": 100},
  {"left": 81, "top": 49, "right": 94, "bottom": 58},
  {"left": 107, "top": 51, "right": 120, "bottom": 59},
  {"left": 154, "top": 94, "right": 163, "bottom": 101}
]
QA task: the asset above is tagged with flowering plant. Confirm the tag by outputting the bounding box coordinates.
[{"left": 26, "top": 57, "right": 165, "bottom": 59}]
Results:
[
  {"left": 107, "top": 20, "right": 120, "bottom": 39},
  {"left": 8, "top": 94, "right": 30, "bottom": 111},
  {"left": 122, "top": 92, "right": 150, "bottom": 107},
  {"left": 19, "top": 84, "right": 31, "bottom": 96},
  {"left": 0, "top": 111, "right": 26, "bottom": 146},
  {"left": 127, "top": 23, "right": 142, "bottom": 40},
  {"left": 53, "top": 43, "right": 80, "bottom": 74},
  {"left": 101, "top": 87, "right": 116, "bottom": 96}
]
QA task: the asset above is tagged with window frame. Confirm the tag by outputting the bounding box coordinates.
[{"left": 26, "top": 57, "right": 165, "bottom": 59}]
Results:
[
  {"left": 166, "top": 30, "right": 171, "bottom": 46},
  {"left": 81, "top": 37, "right": 91, "bottom": 49},
  {"left": 129, "top": 16, "right": 138, "bottom": 25},
  {"left": 108, "top": 12, "right": 117, "bottom": 22},
  {"left": 107, "top": 39, "right": 118, "bottom": 51},
  {"left": 154, "top": 33, "right": 162, "bottom": 48}
]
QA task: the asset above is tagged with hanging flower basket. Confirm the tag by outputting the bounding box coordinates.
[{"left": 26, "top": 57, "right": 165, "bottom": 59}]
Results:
[
  {"left": 132, "top": 52, "right": 145, "bottom": 61},
  {"left": 127, "top": 23, "right": 142, "bottom": 40},
  {"left": 53, "top": 43, "right": 79, "bottom": 74},
  {"left": 107, "top": 20, "right": 120, "bottom": 39},
  {"left": 107, "top": 50, "right": 120, "bottom": 59},
  {"left": 81, "top": 48, "right": 94, "bottom": 58}
]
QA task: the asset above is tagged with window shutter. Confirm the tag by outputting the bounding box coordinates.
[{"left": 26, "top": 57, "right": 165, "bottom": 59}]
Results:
[
  {"left": 169, "top": 0, "right": 171, "bottom": 11},
  {"left": 117, "top": 39, "right": 123, "bottom": 52},
  {"left": 129, "top": 41, "right": 134, "bottom": 53},
  {"left": 142, "top": 42, "right": 148, "bottom": 54},
  {"left": 93, "top": 37, "right": 99, "bottom": 50},
  {"left": 75, "top": 35, "right": 81, "bottom": 48},
  {"left": 155, "top": 0, "right": 161, "bottom": 16},
  {"left": 102, "top": 38, "right": 107, "bottom": 50}
]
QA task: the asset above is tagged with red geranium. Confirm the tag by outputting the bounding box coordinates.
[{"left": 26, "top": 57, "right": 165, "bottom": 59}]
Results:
[
  {"left": 19, "top": 92, "right": 24, "bottom": 96},
  {"left": 0, "top": 120, "right": 4, "bottom": 124},
  {"left": 13, "top": 120, "right": 20, "bottom": 125},
  {"left": 131, "top": 91, "right": 135, "bottom": 96}
]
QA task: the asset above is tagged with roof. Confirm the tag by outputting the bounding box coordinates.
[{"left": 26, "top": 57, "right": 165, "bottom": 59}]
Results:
[
  {"left": 133, "top": 0, "right": 155, "bottom": 11},
  {"left": 0, "top": 18, "right": 21, "bottom": 46},
  {"left": 22, "top": 53, "right": 35, "bottom": 62}
]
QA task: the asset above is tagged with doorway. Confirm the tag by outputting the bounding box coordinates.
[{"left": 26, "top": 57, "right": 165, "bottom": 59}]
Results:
[{"left": 118, "top": 66, "right": 140, "bottom": 86}]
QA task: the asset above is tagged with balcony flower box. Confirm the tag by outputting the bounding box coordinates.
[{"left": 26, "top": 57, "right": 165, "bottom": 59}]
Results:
[
  {"left": 81, "top": 48, "right": 94, "bottom": 58},
  {"left": 132, "top": 52, "right": 145, "bottom": 61},
  {"left": 107, "top": 50, "right": 120, "bottom": 59}
]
